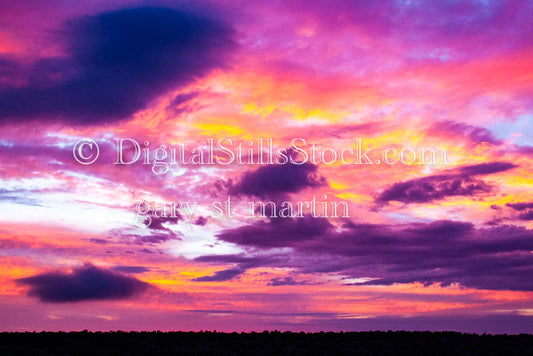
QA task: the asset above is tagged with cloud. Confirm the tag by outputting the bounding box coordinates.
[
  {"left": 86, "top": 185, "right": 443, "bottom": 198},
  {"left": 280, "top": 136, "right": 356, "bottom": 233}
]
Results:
[
  {"left": 109, "top": 227, "right": 181, "bottom": 246},
  {"left": 319, "top": 222, "right": 533, "bottom": 291},
  {"left": 88, "top": 238, "right": 109, "bottom": 245},
  {"left": 111, "top": 266, "right": 151, "bottom": 274},
  {"left": 376, "top": 176, "right": 490, "bottom": 204},
  {"left": 213, "top": 218, "right": 533, "bottom": 291},
  {"left": 147, "top": 214, "right": 182, "bottom": 231},
  {"left": 192, "top": 254, "right": 273, "bottom": 282},
  {"left": 506, "top": 202, "right": 533, "bottom": 221},
  {"left": 282, "top": 0, "right": 533, "bottom": 58},
  {"left": 268, "top": 277, "right": 310, "bottom": 286},
  {"left": 16, "top": 264, "right": 150, "bottom": 302},
  {"left": 218, "top": 215, "right": 333, "bottom": 248},
  {"left": 194, "top": 216, "right": 209, "bottom": 226},
  {"left": 518, "top": 211, "right": 533, "bottom": 221},
  {"left": 428, "top": 120, "right": 502, "bottom": 146},
  {"left": 0, "top": 7, "right": 235, "bottom": 125},
  {"left": 507, "top": 202, "right": 533, "bottom": 211},
  {"left": 168, "top": 92, "right": 200, "bottom": 107},
  {"left": 377, "top": 162, "right": 517, "bottom": 204},
  {"left": 191, "top": 267, "right": 245, "bottom": 282},
  {"left": 456, "top": 162, "right": 517, "bottom": 176},
  {"left": 230, "top": 161, "right": 326, "bottom": 198},
  {"left": 0, "top": 56, "right": 28, "bottom": 88}
]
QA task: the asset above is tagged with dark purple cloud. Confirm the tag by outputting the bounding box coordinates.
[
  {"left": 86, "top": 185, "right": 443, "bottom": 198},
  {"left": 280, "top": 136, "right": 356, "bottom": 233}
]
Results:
[
  {"left": 109, "top": 225, "right": 181, "bottom": 246},
  {"left": 0, "top": 56, "right": 29, "bottom": 88},
  {"left": 376, "top": 175, "right": 490, "bottom": 203},
  {"left": 518, "top": 211, "right": 533, "bottom": 221},
  {"left": 213, "top": 218, "right": 533, "bottom": 291},
  {"left": 191, "top": 267, "right": 246, "bottom": 282},
  {"left": 507, "top": 202, "right": 533, "bottom": 211},
  {"left": 123, "top": 232, "right": 180, "bottom": 245},
  {"left": 405, "top": 219, "right": 474, "bottom": 237},
  {"left": 16, "top": 264, "right": 150, "bottom": 302},
  {"left": 88, "top": 238, "right": 109, "bottom": 245},
  {"left": 168, "top": 92, "right": 199, "bottom": 107},
  {"left": 377, "top": 162, "right": 517, "bottom": 204},
  {"left": 230, "top": 162, "right": 326, "bottom": 198},
  {"left": 147, "top": 214, "right": 182, "bottom": 231},
  {"left": 268, "top": 277, "right": 310, "bottom": 286},
  {"left": 192, "top": 254, "right": 274, "bottom": 282},
  {"left": 218, "top": 215, "right": 333, "bottom": 248},
  {"left": 165, "top": 91, "right": 203, "bottom": 116},
  {"left": 193, "top": 254, "right": 266, "bottom": 265},
  {"left": 166, "top": 91, "right": 199, "bottom": 110},
  {"left": 111, "top": 265, "right": 151, "bottom": 274},
  {"left": 506, "top": 202, "right": 533, "bottom": 221},
  {"left": 456, "top": 162, "right": 517, "bottom": 176},
  {"left": 428, "top": 120, "right": 502, "bottom": 146},
  {"left": 0, "top": 7, "right": 235, "bottom": 125},
  {"left": 312, "top": 222, "right": 533, "bottom": 291},
  {"left": 194, "top": 216, "right": 209, "bottom": 226}
]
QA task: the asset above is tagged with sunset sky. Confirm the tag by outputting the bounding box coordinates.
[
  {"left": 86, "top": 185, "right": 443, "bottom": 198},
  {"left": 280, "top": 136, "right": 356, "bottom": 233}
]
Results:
[{"left": 0, "top": 0, "right": 532, "bottom": 333}]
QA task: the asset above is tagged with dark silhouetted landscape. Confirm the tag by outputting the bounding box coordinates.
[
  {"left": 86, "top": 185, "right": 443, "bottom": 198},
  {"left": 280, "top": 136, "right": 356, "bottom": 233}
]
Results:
[{"left": 1, "top": 331, "right": 533, "bottom": 355}]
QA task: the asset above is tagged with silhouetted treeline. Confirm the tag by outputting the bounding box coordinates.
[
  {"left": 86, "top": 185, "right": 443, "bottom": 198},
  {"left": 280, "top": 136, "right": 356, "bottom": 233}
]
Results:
[{"left": 1, "top": 330, "right": 532, "bottom": 355}]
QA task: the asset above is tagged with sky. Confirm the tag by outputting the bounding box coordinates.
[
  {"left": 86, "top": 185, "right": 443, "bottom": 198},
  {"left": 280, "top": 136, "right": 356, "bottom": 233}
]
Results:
[{"left": 0, "top": 0, "right": 532, "bottom": 333}]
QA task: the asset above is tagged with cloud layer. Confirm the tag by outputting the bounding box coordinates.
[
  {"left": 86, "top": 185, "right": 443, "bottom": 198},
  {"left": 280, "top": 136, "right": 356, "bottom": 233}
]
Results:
[
  {"left": 377, "top": 162, "right": 517, "bottom": 204},
  {"left": 0, "top": 7, "right": 235, "bottom": 124},
  {"left": 214, "top": 219, "right": 533, "bottom": 291},
  {"left": 16, "top": 264, "right": 150, "bottom": 302}
]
